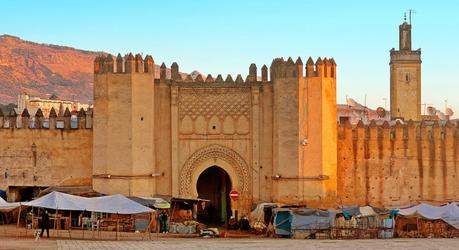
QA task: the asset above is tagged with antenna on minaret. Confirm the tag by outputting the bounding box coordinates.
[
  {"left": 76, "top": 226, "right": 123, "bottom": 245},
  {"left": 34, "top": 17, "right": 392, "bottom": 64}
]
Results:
[{"left": 407, "top": 9, "right": 416, "bottom": 24}]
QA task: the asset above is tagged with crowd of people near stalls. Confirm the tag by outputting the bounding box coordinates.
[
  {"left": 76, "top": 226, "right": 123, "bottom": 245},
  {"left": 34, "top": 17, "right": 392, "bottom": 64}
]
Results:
[{"left": 2, "top": 192, "right": 459, "bottom": 239}]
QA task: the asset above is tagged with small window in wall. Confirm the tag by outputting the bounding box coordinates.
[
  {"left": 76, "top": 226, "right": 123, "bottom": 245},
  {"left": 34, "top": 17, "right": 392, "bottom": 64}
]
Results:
[{"left": 405, "top": 72, "right": 410, "bottom": 82}]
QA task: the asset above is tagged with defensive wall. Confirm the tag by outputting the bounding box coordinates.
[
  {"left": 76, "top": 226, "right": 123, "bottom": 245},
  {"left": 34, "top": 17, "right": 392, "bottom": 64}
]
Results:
[
  {"left": 0, "top": 107, "right": 93, "bottom": 201},
  {"left": 338, "top": 120, "right": 459, "bottom": 208}
]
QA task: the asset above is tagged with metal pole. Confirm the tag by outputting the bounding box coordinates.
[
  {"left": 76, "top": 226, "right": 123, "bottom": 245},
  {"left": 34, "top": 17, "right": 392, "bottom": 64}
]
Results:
[
  {"left": 54, "top": 209, "right": 58, "bottom": 238},
  {"left": 16, "top": 205, "right": 22, "bottom": 238},
  {"left": 156, "top": 211, "right": 159, "bottom": 238},
  {"left": 81, "top": 211, "right": 85, "bottom": 240},
  {"left": 69, "top": 210, "right": 72, "bottom": 239},
  {"left": 31, "top": 207, "right": 34, "bottom": 237},
  {"left": 116, "top": 214, "right": 119, "bottom": 241}
]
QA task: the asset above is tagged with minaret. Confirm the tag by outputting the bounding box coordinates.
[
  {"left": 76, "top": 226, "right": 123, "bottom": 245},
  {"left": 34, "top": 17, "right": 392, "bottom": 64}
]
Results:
[{"left": 390, "top": 18, "right": 422, "bottom": 121}]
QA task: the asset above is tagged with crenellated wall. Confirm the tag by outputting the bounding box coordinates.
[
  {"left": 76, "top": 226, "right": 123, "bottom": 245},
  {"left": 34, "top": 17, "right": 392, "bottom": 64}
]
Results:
[
  {"left": 337, "top": 120, "right": 459, "bottom": 208},
  {"left": 0, "top": 107, "right": 93, "bottom": 201}
]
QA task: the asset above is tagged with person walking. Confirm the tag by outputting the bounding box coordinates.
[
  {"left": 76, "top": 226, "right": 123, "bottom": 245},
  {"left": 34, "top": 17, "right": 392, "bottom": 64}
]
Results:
[{"left": 40, "top": 210, "right": 50, "bottom": 238}]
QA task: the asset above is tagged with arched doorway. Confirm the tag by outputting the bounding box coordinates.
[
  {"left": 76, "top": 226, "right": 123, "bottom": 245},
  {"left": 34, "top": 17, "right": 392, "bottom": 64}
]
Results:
[{"left": 196, "top": 166, "right": 231, "bottom": 225}]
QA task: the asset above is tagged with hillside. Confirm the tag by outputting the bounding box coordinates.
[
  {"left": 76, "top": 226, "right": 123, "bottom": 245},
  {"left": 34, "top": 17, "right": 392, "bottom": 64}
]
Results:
[{"left": 0, "top": 35, "right": 186, "bottom": 105}]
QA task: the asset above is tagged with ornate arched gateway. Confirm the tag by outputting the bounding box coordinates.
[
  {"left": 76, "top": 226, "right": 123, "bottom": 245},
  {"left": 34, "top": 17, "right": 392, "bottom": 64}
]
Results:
[{"left": 179, "top": 144, "right": 250, "bottom": 199}]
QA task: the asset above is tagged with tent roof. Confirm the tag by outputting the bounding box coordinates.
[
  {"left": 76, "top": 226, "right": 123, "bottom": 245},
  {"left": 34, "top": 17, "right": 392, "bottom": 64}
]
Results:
[
  {"left": 129, "top": 197, "right": 170, "bottom": 209},
  {"left": 338, "top": 206, "right": 384, "bottom": 217},
  {"left": 397, "top": 203, "right": 459, "bottom": 230},
  {"left": 0, "top": 197, "right": 21, "bottom": 212},
  {"left": 23, "top": 191, "right": 153, "bottom": 214}
]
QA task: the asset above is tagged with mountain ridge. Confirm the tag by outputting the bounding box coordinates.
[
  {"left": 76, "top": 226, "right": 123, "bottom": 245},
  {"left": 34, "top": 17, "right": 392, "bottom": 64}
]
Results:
[{"left": 0, "top": 34, "right": 187, "bottom": 105}]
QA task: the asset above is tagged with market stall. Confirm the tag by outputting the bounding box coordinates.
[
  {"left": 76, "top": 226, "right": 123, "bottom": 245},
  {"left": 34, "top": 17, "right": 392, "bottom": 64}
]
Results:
[
  {"left": 0, "top": 197, "right": 21, "bottom": 225},
  {"left": 248, "top": 203, "right": 281, "bottom": 233},
  {"left": 19, "top": 191, "right": 154, "bottom": 239},
  {"left": 273, "top": 207, "right": 336, "bottom": 239},
  {"left": 333, "top": 206, "right": 394, "bottom": 239},
  {"left": 128, "top": 196, "right": 171, "bottom": 232},
  {"left": 169, "top": 197, "right": 209, "bottom": 234},
  {"left": 395, "top": 202, "right": 459, "bottom": 238}
]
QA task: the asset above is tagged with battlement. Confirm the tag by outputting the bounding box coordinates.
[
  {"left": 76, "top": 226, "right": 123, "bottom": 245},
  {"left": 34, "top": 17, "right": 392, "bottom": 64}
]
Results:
[
  {"left": 270, "top": 56, "right": 336, "bottom": 80},
  {"left": 94, "top": 53, "right": 154, "bottom": 74},
  {"left": 94, "top": 55, "right": 336, "bottom": 84},
  {"left": 164, "top": 61, "right": 269, "bottom": 85},
  {"left": 0, "top": 108, "right": 92, "bottom": 130},
  {"left": 338, "top": 120, "right": 458, "bottom": 141}
]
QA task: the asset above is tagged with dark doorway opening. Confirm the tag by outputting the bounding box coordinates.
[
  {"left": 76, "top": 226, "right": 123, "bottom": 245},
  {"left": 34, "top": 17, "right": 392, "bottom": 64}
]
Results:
[
  {"left": 196, "top": 166, "right": 232, "bottom": 226},
  {"left": 9, "top": 186, "right": 42, "bottom": 202}
]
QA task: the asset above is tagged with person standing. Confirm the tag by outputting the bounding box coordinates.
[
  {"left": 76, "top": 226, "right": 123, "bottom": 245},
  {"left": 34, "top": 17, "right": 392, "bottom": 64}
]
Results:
[
  {"left": 158, "top": 210, "right": 169, "bottom": 234},
  {"left": 40, "top": 210, "right": 50, "bottom": 238}
]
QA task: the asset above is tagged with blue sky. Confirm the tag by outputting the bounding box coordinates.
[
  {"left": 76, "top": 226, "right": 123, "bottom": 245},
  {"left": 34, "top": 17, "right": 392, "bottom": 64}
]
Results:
[{"left": 2, "top": 0, "right": 458, "bottom": 115}]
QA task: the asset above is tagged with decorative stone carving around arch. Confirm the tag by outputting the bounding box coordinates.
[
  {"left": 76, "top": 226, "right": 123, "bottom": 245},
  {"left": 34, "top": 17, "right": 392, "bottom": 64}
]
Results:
[{"left": 179, "top": 144, "right": 250, "bottom": 198}]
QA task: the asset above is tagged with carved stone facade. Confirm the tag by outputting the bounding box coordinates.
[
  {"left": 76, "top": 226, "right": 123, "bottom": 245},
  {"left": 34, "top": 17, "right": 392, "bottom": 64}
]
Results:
[
  {"left": 178, "top": 88, "right": 250, "bottom": 136},
  {"left": 92, "top": 54, "right": 338, "bottom": 214},
  {"left": 179, "top": 144, "right": 250, "bottom": 197}
]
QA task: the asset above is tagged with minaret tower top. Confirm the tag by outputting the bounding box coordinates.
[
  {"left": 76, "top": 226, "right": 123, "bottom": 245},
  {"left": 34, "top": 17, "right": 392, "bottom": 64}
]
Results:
[{"left": 399, "top": 21, "right": 411, "bottom": 50}]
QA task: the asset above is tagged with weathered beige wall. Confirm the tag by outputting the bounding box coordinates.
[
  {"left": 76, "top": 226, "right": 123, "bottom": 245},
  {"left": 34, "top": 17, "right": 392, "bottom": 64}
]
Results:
[
  {"left": 154, "top": 80, "right": 172, "bottom": 196},
  {"left": 271, "top": 60, "right": 300, "bottom": 203},
  {"left": 0, "top": 115, "right": 92, "bottom": 201},
  {"left": 259, "top": 82, "right": 274, "bottom": 203},
  {"left": 270, "top": 58, "right": 338, "bottom": 208},
  {"left": 302, "top": 59, "right": 337, "bottom": 207},
  {"left": 337, "top": 121, "right": 459, "bottom": 208},
  {"left": 93, "top": 54, "right": 156, "bottom": 197}
]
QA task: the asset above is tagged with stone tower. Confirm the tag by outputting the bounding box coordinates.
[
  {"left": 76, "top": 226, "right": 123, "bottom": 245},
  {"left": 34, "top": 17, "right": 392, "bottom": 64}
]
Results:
[
  {"left": 270, "top": 57, "right": 337, "bottom": 206},
  {"left": 390, "top": 21, "right": 422, "bottom": 121},
  {"left": 92, "top": 53, "right": 156, "bottom": 196}
]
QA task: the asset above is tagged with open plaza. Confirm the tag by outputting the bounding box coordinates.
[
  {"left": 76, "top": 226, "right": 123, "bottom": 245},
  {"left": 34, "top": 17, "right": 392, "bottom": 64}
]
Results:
[{"left": 1, "top": 233, "right": 459, "bottom": 250}]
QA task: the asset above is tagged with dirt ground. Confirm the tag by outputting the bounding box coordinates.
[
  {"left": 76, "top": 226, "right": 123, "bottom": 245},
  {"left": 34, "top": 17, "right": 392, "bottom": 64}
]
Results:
[{"left": 2, "top": 237, "right": 459, "bottom": 250}]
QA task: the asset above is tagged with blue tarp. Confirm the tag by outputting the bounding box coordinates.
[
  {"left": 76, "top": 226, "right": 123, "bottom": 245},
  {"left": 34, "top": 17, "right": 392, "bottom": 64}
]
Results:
[
  {"left": 274, "top": 209, "right": 292, "bottom": 236},
  {"left": 274, "top": 208, "right": 336, "bottom": 236}
]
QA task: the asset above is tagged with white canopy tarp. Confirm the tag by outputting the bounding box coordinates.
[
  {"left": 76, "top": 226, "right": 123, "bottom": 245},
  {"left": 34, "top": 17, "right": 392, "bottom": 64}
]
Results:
[
  {"left": 397, "top": 203, "right": 459, "bottom": 230},
  {"left": 359, "top": 206, "right": 377, "bottom": 217},
  {"left": 0, "top": 197, "right": 21, "bottom": 212},
  {"left": 248, "top": 203, "right": 281, "bottom": 229},
  {"left": 87, "top": 195, "right": 155, "bottom": 214},
  {"left": 23, "top": 191, "right": 153, "bottom": 214}
]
